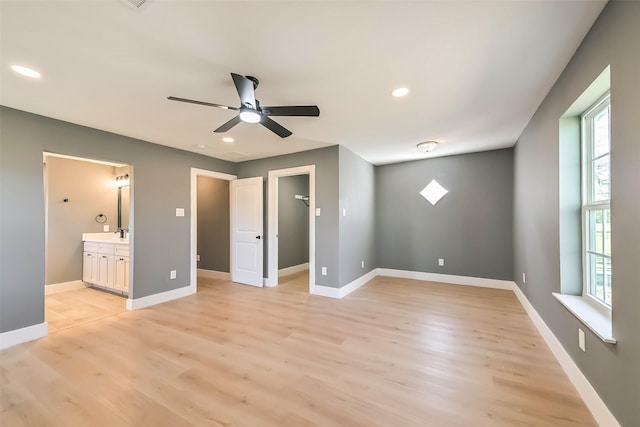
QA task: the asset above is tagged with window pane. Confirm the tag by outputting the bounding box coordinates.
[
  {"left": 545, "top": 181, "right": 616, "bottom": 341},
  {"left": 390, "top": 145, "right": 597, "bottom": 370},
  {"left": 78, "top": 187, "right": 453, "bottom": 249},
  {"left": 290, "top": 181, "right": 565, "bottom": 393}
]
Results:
[
  {"left": 604, "top": 256, "right": 612, "bottom": 306},
  {"left": 592, "top": 154, "right": 610, "bottom": 202},
  {"left": 603, "top": 208, "right": 612, "bottom": 257},
  {"left": 589, "top": 253, "right": 605, "bottom": 302},
  {"left": 593, "top": 107, "right": 610, "bottom": 158},
  {"left": 588, "top": 209, "right": 604, "bottom": 254}
]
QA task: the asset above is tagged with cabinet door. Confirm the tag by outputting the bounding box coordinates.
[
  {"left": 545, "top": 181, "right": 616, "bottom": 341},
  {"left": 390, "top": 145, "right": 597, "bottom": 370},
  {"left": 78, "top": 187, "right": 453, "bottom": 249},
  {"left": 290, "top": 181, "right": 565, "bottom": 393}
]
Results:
[
  {"left": 97, "top": 254, "right": 115, "bottom": 288},
  {"left": 114, "top": 257, "right": 129, "bottom": 292},
  {"left": 83, "top": 252, "right": 98, "bottom": 284}
]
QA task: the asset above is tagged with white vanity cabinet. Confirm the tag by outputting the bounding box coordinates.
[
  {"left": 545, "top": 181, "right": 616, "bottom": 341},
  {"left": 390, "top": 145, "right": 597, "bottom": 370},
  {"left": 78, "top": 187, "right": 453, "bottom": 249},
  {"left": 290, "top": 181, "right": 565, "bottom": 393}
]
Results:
[
  {"left": 114, "top": 245, "right": 130, "bottom": 292},
  {"left": 83, "top": 239, "right": 129, "bottom": 295},
  {"left": 83, "top": 243, "right": 99, "bottom": 284}
]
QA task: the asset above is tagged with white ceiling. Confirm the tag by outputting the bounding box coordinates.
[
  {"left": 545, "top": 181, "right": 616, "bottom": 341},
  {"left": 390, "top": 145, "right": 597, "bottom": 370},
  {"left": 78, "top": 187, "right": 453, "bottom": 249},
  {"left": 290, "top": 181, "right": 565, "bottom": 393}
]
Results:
[{"left": 1, "top": 0, "right": 606, "bottom": 165}]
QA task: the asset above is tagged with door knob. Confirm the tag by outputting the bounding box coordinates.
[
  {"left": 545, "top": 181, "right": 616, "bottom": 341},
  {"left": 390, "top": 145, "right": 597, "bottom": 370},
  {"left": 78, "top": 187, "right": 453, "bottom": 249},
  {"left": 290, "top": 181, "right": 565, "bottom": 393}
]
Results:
[{"left": 256, "top": 235, "right": 262, "bottom": 239}]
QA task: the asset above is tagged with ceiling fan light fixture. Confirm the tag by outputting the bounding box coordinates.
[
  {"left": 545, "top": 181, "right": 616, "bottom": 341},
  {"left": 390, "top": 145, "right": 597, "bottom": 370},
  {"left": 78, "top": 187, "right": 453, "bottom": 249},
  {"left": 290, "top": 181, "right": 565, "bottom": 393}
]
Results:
[
  {"left": 417, "top": 141, "right": 439, "bottom": 152},
  {"left": 239, "top": 109, "right": 261, "bottom": 123}
]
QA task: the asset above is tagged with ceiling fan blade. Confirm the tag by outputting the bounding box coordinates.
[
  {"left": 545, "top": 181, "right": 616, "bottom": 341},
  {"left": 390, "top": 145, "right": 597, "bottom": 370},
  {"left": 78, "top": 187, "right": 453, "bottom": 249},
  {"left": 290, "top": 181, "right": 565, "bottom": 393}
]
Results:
[
  {"left": 231, "top": 73, "right": 256, "bottom": 109},
  {"left": 261, "top": 105, "right": 320, "bottom": 117},
  {"left": 214, "top": 115, "right": 242, "bottom": 133},
  {"left": 167, "top": 96, "right": 238, "bottom": 110},
  {"left": 261, "top": 116, "right": 292, "bottom": 138}
]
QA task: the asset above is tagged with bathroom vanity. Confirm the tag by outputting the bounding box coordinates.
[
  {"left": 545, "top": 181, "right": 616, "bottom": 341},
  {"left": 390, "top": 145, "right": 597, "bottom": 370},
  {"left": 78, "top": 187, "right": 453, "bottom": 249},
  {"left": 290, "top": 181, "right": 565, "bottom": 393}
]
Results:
[{"left": 82, "top": 233, "right": 129, "bottom": 295}]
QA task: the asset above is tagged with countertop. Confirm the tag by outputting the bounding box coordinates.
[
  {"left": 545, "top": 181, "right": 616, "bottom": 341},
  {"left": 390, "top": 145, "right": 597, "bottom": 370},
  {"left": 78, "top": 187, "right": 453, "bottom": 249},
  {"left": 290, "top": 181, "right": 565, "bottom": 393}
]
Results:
[{"left": 82, "top": 232, "right": 129, "bottom": 244}]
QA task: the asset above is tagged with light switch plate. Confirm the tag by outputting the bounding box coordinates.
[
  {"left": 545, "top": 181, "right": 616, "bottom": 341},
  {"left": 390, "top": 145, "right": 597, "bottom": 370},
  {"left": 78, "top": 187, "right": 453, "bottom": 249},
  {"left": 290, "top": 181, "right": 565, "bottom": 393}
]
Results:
[
  {"left": 315, "top": 208, "right": 321, "bottom": 216},
  {"left": 176, "top": 208, "right": 185, "bottom": 217},
  {"left": 170, "top": 270, "right": 177, "bottom": 279},
  {"left": 578, "top": 328, "right": 586, "bottom": 352}
]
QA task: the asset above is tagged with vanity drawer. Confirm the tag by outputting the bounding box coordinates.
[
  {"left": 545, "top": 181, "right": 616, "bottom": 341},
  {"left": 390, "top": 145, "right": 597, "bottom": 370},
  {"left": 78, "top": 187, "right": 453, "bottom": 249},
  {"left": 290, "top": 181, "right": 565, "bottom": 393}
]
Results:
[
  {"left": 84, "top": 242, "right": 99, "bottom": 253},
  {"left": 115, "top": 245, "right": 130, "bottom": 257},
  {"left": 97, "top": 244, "right": 116, "bottom": 255}
]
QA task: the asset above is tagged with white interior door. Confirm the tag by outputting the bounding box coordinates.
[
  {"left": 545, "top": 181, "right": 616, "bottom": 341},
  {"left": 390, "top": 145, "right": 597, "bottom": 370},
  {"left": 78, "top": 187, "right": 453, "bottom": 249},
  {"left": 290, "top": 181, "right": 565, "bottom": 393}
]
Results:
[{"left": 230, "top": 177, "right": 264, "bottom": 287}]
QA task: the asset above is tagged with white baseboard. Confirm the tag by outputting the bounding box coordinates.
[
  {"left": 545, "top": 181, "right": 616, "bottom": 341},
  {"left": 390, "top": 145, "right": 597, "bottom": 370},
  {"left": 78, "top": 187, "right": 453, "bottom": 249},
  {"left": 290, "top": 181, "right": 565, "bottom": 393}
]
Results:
[
  {"left": 512, "top": 285, "right": 620, "bottom": 427},
  {"left": 0, "top": 322, "right": 48, "bottom": 350},
  {"left": 310, "top": 284, "right": 341, "bottom": 298},
  {"left": 126, "top": 285, "right": 194, "bottom": 310},
  {"left": 45, "top": 280, "right": 87, "bottom": 295},
  {"left": 377, "top": 268, "right": 514, "bottom": 290},
  {"left": 197, "top": 269, "right": 231, "bottom": 280},
  {"left": 310, "top": 269, "right": 375, "bottom": 299},
  {"left": 278, "top": 262, "right": 309, "bottom": 277}
]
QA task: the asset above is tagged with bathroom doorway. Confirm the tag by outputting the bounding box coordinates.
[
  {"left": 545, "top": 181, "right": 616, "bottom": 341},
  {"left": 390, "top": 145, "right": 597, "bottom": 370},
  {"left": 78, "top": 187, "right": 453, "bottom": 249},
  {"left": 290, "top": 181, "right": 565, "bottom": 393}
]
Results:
[{"left": 43, "top": 153, "right": 131, "bottom": 333}]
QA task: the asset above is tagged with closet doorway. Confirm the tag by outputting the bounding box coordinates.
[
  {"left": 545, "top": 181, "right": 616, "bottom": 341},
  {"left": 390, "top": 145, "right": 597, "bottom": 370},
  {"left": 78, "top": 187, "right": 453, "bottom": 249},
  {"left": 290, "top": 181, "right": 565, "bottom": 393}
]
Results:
[{"left": 267, "top": 165, "right": 316, "bottom": 293}]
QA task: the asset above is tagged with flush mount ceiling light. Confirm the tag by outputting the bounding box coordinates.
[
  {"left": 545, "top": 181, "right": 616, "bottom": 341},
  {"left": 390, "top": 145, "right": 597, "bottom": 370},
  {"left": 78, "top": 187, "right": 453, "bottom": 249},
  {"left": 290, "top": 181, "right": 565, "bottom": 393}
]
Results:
[
  {"left": 195, "top": 144, "right": 207, "bottom": 149},
  {"left": 417, "top": 141, "right": 439, "bottom": 152},
  {"left": 239, "top": 108, "right": 261, "bottom": 123},
  {"left": 11, "top": 65, "right": 41, "bottom": 78},
  {"left": 222, "top": 137, "right": 234, "bottom": 143},
  {"left": 392, "top": 87, "right": 409, "bottom": 97},
  {"left": 420, "top": 179, "right": 448, "bottom": 206}
]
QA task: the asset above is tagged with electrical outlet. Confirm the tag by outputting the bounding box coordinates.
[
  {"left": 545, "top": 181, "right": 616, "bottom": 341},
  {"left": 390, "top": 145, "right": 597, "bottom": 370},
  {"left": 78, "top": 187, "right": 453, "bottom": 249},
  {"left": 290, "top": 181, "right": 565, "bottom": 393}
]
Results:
[
  {"left": 523, "top": 273, "right": 526, "bottom": 284},
  {"left": 578, "top": 329, "right": 586, "bottom": 352},
  {"left": 361, "top": 261, "right": 365, "bottom": 269},
  {"left": 321, "top": 267, "right": 327, "bottom": 275},
  {"left": 170, "top": 270, "right": 177, "bottom": 279},
  {"left": 103, "top": 224, "right": 110, "bottom": 232},
  {"left": 196, "top": 254, "right": 200, "bottom": 262},
  {"left": 438, "top": 258, "right": 444, "bottom": 267}
]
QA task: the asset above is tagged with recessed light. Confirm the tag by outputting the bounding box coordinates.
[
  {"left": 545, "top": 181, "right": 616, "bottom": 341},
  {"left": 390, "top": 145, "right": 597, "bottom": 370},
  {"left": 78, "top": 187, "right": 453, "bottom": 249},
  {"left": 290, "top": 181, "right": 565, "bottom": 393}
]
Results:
[
  {"left": 195, "top": 144, "right": 207, "bottom": 149},
  {"left": 11, "top": 65, "right": 41, "bottom": 79},
  {"left": 417, "top": 141, "right": 439, "bottom": 152},
  {"left": 222, "top": 137, "right": 234, "bottom": 143},
  {"left": 392, "top": 87, "right": 409, "bottom": 97}
]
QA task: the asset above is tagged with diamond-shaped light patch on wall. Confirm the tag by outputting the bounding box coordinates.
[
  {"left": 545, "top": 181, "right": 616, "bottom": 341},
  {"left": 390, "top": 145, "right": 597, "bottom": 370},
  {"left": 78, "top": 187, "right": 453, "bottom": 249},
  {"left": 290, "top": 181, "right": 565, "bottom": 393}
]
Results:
[{"left": 420, "top": 179, "right": 448, "bottom": 205}]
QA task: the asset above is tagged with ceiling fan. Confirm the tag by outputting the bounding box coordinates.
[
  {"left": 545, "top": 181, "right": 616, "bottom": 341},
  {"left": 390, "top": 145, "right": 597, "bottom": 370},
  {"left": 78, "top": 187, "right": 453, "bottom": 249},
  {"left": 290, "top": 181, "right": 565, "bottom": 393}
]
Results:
[{"left": 168, "top": 73, "right": 320, "bottom": 138}]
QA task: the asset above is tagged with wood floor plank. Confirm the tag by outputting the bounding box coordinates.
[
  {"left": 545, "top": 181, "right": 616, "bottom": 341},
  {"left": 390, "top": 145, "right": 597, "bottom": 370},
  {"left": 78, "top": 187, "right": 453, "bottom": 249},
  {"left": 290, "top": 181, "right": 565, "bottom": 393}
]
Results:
[{"left": 1, "top": 273, "right": 597, "bottom": 426}]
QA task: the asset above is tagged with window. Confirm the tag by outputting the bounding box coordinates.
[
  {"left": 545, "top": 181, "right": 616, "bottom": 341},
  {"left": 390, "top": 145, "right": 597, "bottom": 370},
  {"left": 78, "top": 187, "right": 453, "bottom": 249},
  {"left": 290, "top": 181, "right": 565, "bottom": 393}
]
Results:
[{"left": 582, "top": 93, "right": 611, "bottom": 307}]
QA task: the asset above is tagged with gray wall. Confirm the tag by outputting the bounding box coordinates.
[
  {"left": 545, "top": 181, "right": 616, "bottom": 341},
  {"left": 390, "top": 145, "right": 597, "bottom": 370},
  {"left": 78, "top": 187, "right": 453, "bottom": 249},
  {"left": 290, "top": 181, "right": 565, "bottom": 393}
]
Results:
[
  {"left": 338, "top": 146, "right": 376, "bottom": 285},
  {"left": 236, "top": 146, "right": 340, "bottom": 287},
  {"left": 197, "top": 176, "right": 230, "bottom": 273},
  {"left": 278, "top": 175, "right": 309, "bottom": 269},
  {"left": 45, "top": 156, "right": 119, "bottom": 285},
  {"left": 513, "top": 2, "right": 640, "bottom": 425},
  {"left": 0, "top": 106, "right": 235, "bottom": 333},
  {"left": 376, "top": 148, "right": 514, "bottom": 280}
]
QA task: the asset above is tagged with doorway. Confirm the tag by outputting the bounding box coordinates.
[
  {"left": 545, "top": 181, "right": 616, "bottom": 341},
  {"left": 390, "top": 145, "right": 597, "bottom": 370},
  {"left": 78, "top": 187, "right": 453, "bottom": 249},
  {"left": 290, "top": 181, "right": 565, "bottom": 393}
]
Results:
[
  {"left": 189, "top": 168, "right": 236, "bottom": 293},
  {"left": 43, "top": 152, "right": 132, "bottom": 333},
  {"left": 267, "top": 165, "right": 316, "bottom": 292}
]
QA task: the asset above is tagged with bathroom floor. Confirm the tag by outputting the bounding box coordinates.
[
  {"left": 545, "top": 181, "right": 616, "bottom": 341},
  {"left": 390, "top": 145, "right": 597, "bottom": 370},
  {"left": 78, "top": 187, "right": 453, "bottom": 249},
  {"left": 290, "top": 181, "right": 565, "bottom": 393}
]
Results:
[{"left": 45, "top": 287, "right": 127, "bottom": 333}]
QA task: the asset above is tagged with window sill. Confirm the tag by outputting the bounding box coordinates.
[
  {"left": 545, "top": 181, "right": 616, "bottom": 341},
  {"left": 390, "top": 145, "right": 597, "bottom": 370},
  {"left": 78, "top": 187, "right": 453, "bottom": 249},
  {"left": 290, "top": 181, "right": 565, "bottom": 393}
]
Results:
[{"left": 552, "top": 293, "right": 616, "bottom": 344}]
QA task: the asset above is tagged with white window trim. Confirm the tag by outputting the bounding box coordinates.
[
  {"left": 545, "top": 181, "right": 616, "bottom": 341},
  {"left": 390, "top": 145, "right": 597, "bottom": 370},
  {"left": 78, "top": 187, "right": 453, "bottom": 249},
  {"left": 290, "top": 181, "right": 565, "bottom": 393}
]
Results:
[{"left": 580, "top": 92, "right": 611, "bottom": 308}]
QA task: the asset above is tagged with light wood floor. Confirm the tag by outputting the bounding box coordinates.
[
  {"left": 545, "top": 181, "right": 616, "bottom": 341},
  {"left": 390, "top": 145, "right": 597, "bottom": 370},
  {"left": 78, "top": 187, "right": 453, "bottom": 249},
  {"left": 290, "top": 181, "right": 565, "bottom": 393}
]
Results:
[
  {"left": 1, "top": 272, "right": 596, "bottom": 426},
  {"left": 45, "top": 287, "right": 127, "bottom": 334}
]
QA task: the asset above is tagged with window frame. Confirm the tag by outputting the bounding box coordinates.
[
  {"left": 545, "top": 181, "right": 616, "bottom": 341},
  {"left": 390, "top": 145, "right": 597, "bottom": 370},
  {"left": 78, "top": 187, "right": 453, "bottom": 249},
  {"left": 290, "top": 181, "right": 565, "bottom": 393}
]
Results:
[{"left": 581, "top": 91, "right": 611, "bottom": 311}]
